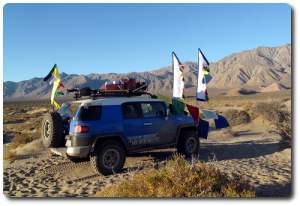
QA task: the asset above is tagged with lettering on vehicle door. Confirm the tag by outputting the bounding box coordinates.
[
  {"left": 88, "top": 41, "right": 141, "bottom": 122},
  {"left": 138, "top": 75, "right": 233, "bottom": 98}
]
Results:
[{"left": 128, "top": 133, "right": 160, "bottom": 146}]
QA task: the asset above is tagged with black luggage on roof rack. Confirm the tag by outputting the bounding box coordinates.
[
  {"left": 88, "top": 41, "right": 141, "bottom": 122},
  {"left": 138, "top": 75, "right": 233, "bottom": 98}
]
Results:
[{"left": 67, "top": 80, "right": 156, "bottom": 100}]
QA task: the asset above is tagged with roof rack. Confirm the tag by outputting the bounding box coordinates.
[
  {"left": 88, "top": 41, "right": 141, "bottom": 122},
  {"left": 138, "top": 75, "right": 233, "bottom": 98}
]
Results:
[{"left": 67, "top": 83, "right": 157, "bottom": 100}]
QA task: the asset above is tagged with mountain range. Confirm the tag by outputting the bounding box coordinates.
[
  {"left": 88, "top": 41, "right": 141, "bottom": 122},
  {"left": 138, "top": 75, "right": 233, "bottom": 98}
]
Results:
[{"left": 4, "top": 44, "right": 291, "bottom": 100}]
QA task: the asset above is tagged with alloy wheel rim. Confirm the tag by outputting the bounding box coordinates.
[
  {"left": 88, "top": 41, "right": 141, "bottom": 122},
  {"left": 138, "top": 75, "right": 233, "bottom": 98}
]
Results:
[
  {"left": 102, "top": 149, "right": 120, "bottom": 169},
  {"left": 186, "top": 137, "right": 197, "bottom": 153}
]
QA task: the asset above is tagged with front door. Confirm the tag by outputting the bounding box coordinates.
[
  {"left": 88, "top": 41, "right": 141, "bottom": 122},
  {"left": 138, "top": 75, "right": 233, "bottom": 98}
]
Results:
[
  {"left": 122, "top": 102, "right": 152, "bottom": 149},
  {"left": 140, "top": 102, "right": 175, "bottom": 146},
  {"left": 122, "top": 101, "right": 175, "bottom": 149}
]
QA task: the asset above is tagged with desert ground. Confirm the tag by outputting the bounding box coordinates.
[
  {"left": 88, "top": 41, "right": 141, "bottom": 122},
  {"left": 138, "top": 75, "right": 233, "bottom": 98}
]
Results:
[{"left": 3, "top": 91, "right": 292, "bottom": 197}]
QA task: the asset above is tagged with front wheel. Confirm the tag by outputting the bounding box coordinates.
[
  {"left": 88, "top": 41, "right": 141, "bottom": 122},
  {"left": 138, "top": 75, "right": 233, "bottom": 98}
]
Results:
[
  {"left": 90, "top": 140, "right": 126, "bottom": 175},
  {"left": 177, "top": 130, "right": 199, "bottom": 157}
]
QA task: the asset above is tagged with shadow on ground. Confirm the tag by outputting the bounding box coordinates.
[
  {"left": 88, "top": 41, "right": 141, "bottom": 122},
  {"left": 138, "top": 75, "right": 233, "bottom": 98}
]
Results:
[
  {"left": 232, "top": 130, "right": 262, "bottom": 137},
  {"left": 128, "top": 151, "right": 174, "bottom": 162},
  {"left": 199, "top": 141, "right": 288, "bottom": 162},
  {"left": 255, "top": 182, "right": 292, "bottom": 197},
  {"left": 128, "top": 141, "right": 288, "bottom": 163}
]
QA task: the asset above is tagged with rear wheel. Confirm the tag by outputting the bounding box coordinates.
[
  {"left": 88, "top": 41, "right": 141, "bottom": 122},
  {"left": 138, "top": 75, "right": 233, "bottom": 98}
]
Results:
[
  {"left": 41, "top": 112, "right": 65, "bottom": 148},
  {"left": 90, "top": 140, "right": 126, "bottom": 175},
  {"left": 177, "top": 130, "right": 199, "bottom": 157}
]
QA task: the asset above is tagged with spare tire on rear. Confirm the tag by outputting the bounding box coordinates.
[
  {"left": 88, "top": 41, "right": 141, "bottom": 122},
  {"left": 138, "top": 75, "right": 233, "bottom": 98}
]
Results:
[{"left": 41, "top": 112, "right": 64, "bottom": 148}]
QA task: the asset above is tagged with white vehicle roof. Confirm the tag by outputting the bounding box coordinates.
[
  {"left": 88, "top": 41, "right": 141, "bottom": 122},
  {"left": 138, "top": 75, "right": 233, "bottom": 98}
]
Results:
[{"left": 72, "top": 97, "right": 164, "bottom": 107}]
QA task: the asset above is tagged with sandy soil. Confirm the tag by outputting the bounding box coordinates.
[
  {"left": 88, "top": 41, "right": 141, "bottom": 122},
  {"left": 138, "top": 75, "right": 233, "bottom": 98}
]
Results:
[
  {"left": 3, "top": 97, "right": 292, "bottom": 198},
  {"left": 3, "top": 124, "right": 291, "bottom": 197},
  {"left": 3, "top": 148, "right": 156, "bottom": 197},
  {"left": 204, "top": 134, "right": 291, "bottom": 197}
]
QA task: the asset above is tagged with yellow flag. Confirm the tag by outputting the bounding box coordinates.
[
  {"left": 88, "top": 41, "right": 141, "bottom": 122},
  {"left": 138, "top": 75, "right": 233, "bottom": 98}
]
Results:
[
  {"left": 48, "top": 65, "right": 61, "bottom": 109},
  {"left": 51, "top": 80, "right": 61, "bottom": 109}
]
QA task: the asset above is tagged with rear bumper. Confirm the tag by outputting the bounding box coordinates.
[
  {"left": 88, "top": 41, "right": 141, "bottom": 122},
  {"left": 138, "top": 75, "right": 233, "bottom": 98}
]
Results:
[
  {"left": 65, "top": 134, "right": 92, "bottom": 158},
  {"left": 66, "top": 145, "right": 90, "bottom": 158}
]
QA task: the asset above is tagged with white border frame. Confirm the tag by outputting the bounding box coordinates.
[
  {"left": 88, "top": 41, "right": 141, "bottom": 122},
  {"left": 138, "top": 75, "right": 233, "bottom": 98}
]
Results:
[{"left": 1, "top": 0, "right": 298, "bottom": 205}]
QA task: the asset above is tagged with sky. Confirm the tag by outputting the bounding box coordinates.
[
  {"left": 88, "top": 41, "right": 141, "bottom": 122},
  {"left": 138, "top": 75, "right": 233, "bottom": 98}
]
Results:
[{"left": 4, "top": 3, "right": 291, "bottom": 82}]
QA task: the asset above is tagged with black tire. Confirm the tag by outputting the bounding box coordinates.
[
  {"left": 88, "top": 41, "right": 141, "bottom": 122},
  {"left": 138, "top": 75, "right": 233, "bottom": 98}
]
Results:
[
  {"left": 41, "top": 112, "right": 64, "bottom": 148},
  {"left": 177, "top": 130, "right": 199, "bottom": 157},
  {"left": 90, "top": 140, "right": 126, "bottom": 176}
]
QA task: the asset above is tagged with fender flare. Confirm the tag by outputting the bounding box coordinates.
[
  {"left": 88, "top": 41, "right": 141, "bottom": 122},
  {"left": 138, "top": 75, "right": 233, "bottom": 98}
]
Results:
[
  {"left": 90, "top": 134, "right": 129, "bottom": 153},
  {"left": 175, "top": 124, "right": 197, "bottom": 145}
]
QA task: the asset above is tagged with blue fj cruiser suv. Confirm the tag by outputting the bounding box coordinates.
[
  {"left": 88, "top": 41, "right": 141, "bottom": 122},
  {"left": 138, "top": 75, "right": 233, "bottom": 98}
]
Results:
[{"left": 41, "top": 97, "right": 199, "bottom": 175}]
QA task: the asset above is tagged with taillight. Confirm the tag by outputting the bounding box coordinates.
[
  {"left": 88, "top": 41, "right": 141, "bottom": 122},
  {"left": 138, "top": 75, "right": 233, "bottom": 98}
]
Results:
[{"left": 74, "top": 125, "right": 89, "bottom": 133}]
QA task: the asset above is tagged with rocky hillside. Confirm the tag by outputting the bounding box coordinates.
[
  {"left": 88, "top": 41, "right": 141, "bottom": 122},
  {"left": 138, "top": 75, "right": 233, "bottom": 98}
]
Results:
[{"left": 4, "top": 44, "right": 291, "bottom": 100}]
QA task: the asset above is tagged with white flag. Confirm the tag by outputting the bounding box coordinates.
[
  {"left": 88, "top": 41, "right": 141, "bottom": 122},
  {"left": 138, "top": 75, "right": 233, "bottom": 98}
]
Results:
[
  {"left": 201, "top": 109, "right": 218, "bottom": 120},
  {"left": 197, "top": 49, "right": 211, "bottom": 101},
  {"left": 172, "top": 52, "right": 185, "bottom": 99}
]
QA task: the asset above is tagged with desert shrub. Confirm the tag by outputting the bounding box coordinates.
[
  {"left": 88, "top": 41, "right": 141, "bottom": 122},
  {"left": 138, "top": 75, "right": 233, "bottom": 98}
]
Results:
[
  {"left": 4, "top": 133, "right": 43, "bottom": 162},
  {"left": 96, "top": 155, "right": 255, "bottom": 198},
  {"left": 3, "top": 145, "right": 17, "bottom": 162},
  {"left": 254, "top": 102, "right": 284, "bottom": 122},
  {"left": 254, "top": 102, "right": 292, "bottom": 145},
  {"left": 13, "top": 139, "right": 45, "bottom": 156},
  {"left": 10, "top": 132, "right": 38, "bottom": 149},
  {"left": 222, "top": 110, "right": 251, "bottom": 126},
  {"left": 273, "top": 110, "right": 292, "bottom": 145},
  {"left": 21, "top": 120, "right": 41, "bottom": 134},
  {"left": 242, "top": 102, "right": 258, "bottom": 120}
]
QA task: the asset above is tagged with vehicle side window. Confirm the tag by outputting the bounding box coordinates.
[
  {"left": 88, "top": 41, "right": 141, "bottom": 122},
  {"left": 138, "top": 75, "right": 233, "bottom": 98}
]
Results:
[
  {"left": 122, "top": 103, "right": 142, "bottom": 119},
  {"left": 76, "top": 106, "right": 101, "bottom": 121},
  {"left": 141, "top": 102, "right": 166, "bottom": 118}
]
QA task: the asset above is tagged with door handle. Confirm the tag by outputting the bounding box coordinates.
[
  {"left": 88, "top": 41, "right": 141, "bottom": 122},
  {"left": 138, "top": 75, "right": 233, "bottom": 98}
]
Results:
[{"left": 144, "top": 122, "right": 153, "bottom": 126}]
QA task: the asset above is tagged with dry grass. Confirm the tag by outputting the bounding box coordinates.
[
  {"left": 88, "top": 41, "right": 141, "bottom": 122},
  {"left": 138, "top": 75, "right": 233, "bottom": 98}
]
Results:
[
  {"left": 96, "top": 155, "right": 255, "bottom": 198},
  {"left": 13, "top": 139, "right": 45, "bottom": 156},
  {"left": 254, "top": 102, "right": 292, "bottom": 145},
  {"left": 3, "top": 102, "right": 49, "bottom": 161},
  {"left": 277, "top": 119, "right": 291, "bottom": 142},
  {"left": 274, "top": 111, "right": 292, "bottom": 145},
  {"left": 4, "top": 145, "right": 17, "bottom": 162},
  {"left": 3, "top": 132, "right": 41, "bottom": 162},
  {"left": 222, "top": 110, "right": 251, "bottom": 126},
  {"left": 9, "top": 132, "right": 39, "bottom": 149},
  {"left": 254, "top": 102, "right": 283, "bottom": 122}
]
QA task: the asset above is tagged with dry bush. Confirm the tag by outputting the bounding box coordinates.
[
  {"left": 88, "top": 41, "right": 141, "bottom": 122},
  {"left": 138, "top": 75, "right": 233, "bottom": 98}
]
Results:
[
  {"left": 242, "top": 102, "right": 258, "bottom": 119},
  {"left": 254, "top": 102, "right": 292, "bottom": 144},
  {"left": 274, "top": 111, "right": 292, "bottom": 145},
  {"left": 3, "top": 103, "right": 47, "bottom": 163},
  {"left": 96, "top": 155, "right": 255, "bottom": 198},
  {"left": 9, "top": 132, "right": 39, "bottom": 149},
  {"left": 20, "top": 120, "right": 42, "bottom": 134},
  {"left": 222, "top": 110, "right": 251, "bottom": 126},
  {"left": 13, "top": 139, "right": 44, "bottom": 156},
  {"left": 4, "top": 145, "right": 17, "bottom": 162},
  {"left": 254, "top": 102, "right": 284, "bottom": 122},
  {"left": 4, "top": 132, "right": 42, "bottom": 162}
]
